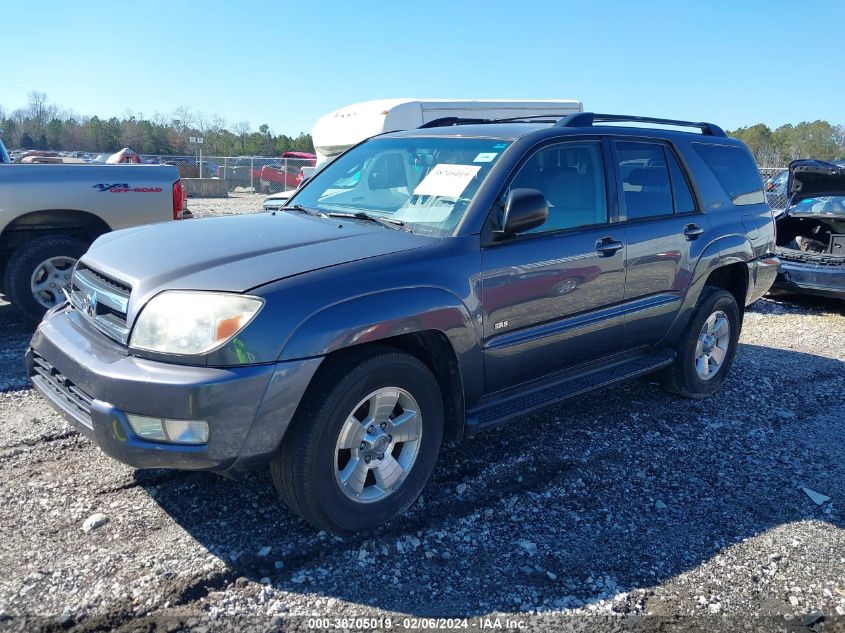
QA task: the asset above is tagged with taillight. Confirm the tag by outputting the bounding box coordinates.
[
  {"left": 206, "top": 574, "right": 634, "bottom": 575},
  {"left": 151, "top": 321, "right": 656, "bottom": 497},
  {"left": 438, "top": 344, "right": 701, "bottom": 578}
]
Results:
[{"left": 172, "top": 179, "right": 187, "bottom": 219}]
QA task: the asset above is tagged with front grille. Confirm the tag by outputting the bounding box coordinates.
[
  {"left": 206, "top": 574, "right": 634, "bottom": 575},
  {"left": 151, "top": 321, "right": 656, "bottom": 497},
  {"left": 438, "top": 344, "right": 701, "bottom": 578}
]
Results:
[
  {"left": 69, "top": 264, "right": 132, "bottom": 343},
  {"left": 31, "top": 353, "right": 94, "bottom": 429}
]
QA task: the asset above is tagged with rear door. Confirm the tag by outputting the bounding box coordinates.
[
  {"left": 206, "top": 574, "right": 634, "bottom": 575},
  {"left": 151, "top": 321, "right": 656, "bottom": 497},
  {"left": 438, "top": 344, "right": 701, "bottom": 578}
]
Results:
[
  {"left": 611, "top": 139, "right": 708, "bottom": 347},
  {"left": 479, "top": 139, "right": 627, "bottom": 392}
]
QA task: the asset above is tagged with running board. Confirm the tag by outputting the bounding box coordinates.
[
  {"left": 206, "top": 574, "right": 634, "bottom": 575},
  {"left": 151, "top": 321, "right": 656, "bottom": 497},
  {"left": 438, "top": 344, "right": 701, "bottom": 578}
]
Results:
[{"left": 465, "top": 349, "right": 676, "bottom": 433}]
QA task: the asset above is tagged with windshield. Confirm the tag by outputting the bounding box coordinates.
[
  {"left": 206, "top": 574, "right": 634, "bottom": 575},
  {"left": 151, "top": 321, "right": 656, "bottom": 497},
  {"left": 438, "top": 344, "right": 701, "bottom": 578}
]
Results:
[
  {"left": 0, "top": 137, "right": 9, "bottom": 163},
  {"left": 289, "top": 136, "right": 511, "bottom": 236},
  {"left": 790, "top": 195, "right": 845, "bottom": 216}
]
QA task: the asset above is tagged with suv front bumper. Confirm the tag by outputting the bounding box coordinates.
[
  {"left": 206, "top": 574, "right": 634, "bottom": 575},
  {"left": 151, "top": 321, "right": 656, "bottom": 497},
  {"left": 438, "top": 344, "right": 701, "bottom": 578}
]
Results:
[{"left": 27, "top": 307, "right": 322, "bottom": 476}]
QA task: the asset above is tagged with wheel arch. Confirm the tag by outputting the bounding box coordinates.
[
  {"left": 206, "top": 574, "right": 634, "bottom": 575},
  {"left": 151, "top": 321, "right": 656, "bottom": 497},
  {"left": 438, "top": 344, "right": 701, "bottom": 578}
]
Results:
[
  {"left": 322, "top": 330, "right": 467, "bottom": 442},
  {"left": 660, "top": 235, "right": 752, "bottom": 347},
  {"left": 278, "top": 287, "right": 483, "bottom": 440},
  {"left": 0, "top": 209, "right": 111, "bottom": 255}
]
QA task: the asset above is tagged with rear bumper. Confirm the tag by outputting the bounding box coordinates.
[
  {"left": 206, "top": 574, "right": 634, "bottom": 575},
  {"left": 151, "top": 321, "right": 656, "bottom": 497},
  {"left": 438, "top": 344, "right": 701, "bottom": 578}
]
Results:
[
  {"left": 771, "top": 256, "right": 845, "bottom": 299},
  {"left": 27, "top": 307, "right": 322, "bottom": 475}
]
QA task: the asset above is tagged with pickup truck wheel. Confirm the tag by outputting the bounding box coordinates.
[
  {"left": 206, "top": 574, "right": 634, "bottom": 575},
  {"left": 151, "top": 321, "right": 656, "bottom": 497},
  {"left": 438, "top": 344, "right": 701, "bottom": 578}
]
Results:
[
  {"left": 4, "top": 235, "right": 88, "bottom": 322},
  {"left": 661, "top": 286, "right": 740, "bottom": 399},
  {"left": 270, "top": 347, "right": 443, "bottom": 534}
]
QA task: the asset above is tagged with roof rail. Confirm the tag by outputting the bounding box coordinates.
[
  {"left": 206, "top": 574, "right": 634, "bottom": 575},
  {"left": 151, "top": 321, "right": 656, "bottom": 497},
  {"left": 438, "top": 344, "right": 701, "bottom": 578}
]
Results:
[{"left": 556, "top": 112, "right": 726, "bottom": 137}]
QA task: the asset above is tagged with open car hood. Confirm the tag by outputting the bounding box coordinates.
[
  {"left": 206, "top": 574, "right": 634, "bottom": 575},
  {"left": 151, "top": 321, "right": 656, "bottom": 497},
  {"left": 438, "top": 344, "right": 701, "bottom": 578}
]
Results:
[{"left": 788, "top": 159, "right": 845, "bottom": 208}]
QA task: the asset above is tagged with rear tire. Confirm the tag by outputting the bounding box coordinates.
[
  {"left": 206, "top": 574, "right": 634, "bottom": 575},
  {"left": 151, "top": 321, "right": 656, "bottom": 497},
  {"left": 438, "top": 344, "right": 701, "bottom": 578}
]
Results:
[
  {"left": 4, "top": 235, "right": 88, "bottom": 323},
  {"left": 661, "top": 286, "right": 741, "bottom": 399},
  {"left": 270, "top": 346, "right": 444, "bottom": 534}
]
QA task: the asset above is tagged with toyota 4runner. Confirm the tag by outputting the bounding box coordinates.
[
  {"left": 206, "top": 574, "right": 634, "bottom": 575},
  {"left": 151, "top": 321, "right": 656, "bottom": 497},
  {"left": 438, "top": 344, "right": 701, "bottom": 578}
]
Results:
[{"left": 27, "top": 113, "right": 778, "bottom": 533}]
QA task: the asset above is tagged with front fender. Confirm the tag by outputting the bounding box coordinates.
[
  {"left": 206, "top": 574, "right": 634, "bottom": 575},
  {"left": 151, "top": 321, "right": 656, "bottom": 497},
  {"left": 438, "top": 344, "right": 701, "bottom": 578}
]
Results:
[{"left": 279, "top": 286, "right": 483, "bottom": 400}]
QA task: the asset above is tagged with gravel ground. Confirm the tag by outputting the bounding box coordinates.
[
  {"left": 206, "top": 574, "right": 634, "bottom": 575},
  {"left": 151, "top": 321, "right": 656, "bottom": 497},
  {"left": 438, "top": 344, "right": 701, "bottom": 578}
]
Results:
[
  {"left": 187, "top": 192, "right": 267, "bottom": 219},
  {"left": 0, "top": 198, "right": 844, "bottom": 632}
]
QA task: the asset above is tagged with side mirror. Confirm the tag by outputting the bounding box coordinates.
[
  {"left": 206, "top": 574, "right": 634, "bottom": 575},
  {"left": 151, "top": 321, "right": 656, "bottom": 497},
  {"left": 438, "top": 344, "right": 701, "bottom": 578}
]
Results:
[{"left": 500, "top": 188, "right": 548, "bottom": 235}]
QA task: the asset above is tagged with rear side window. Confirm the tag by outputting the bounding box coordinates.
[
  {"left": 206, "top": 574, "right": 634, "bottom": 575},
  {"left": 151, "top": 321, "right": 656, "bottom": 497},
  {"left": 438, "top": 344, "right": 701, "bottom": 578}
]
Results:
[
  {"left": 693, "top": 143, "right": 765, "bottom": 205},
  {"left": 615, "top": 141, "right": 673, "bottom": 220}
]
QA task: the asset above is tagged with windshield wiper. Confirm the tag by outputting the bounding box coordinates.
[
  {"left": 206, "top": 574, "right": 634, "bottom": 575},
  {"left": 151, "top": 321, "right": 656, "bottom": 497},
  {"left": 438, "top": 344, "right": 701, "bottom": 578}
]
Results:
[
  {"left": 279, "top": 204, "right": 328, "bottom": 218},
  {"left": 326, "top": 211, "right": 405, "bottom": 230}
]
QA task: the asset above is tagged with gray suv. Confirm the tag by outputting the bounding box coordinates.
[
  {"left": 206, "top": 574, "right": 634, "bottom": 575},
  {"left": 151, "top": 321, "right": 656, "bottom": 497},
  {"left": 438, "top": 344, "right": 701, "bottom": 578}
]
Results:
[{"left": 27, "top": 113, "right": 779, "bottom": 533}]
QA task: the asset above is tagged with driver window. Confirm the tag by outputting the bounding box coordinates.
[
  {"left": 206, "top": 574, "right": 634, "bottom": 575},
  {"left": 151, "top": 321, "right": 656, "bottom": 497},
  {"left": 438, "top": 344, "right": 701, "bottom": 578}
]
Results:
[{"left": 510, "top": 142, "right": 608, "bottom": 234}]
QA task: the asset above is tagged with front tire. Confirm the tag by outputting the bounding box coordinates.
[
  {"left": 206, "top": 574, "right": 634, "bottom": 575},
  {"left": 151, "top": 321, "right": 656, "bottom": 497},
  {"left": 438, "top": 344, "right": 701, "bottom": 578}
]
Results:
[
  {"left": 4, "top": 235, "right": 88, "bottom": 323},
  {"left": 661, "top": 286, "right": 741, "bottom": 399},
  {"left": 270, "top": 346, "right": 444, "bottom": 534}
]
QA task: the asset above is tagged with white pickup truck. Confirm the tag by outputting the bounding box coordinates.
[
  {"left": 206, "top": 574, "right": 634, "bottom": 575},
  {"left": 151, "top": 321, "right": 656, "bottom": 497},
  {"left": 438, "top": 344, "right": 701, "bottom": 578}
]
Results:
[{"left": 0, "top": 136, "right": 188, "bottom": 321}]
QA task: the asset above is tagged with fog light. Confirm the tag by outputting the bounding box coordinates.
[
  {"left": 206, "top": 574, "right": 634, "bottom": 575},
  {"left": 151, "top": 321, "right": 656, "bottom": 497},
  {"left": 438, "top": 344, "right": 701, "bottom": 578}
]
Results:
[
  {"left": 126, "top": 414, "right": 208, "bottom": 445},
  {"left": 126, "top": 414, "right": 167, "bottom": 442},
  {"left": 163, "top": 419, "right": 209, "bottom": 444}
]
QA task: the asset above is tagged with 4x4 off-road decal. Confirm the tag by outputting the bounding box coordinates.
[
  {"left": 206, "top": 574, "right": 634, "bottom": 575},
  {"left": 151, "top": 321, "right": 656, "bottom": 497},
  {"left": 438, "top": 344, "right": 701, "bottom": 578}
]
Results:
[{"left": 93, "top": 183, "right": 163, "bottom": 193}]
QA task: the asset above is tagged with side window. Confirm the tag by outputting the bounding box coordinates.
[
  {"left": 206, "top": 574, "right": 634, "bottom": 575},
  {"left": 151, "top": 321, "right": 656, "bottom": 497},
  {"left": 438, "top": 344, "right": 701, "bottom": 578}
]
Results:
[
  {"left": 615, "top": 141, "right": 673, "bottom": 220},
  {"left": 693, "top": 143, "right": 765, "bottom": 205},
  {"left": 509, "top": 141, "right": 607, "bottom": 234},
  {"left": 665, "top": 148, "right": 697, "bottom": 213}
]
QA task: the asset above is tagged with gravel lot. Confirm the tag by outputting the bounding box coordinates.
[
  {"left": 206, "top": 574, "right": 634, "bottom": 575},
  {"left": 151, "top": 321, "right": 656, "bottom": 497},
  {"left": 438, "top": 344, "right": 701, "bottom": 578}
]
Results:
[
  {"left": 1, "top": 196, "right": 844, "bottom": 632},
  {"left": 187, "top": 191, "right": 267, "bottom": 219}
]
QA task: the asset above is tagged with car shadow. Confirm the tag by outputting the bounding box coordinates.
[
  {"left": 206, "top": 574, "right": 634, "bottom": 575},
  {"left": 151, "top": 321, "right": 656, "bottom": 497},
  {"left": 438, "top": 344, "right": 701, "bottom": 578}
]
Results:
[
  {"left": 0, "top": 300, "right": 36, "bottom": 389},
  {"left": 757, "top": 293, "right": 845, "bottom": 316},
  {"left": 133, "top": 342, "right": 844, "bottom": 617}
]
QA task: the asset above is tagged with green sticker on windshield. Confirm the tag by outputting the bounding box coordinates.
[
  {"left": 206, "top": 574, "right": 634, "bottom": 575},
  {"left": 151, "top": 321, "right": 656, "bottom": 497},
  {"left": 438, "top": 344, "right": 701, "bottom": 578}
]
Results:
[
  {"left": 473, "top": 152, "right": 498, "bottom": 163},
  {"left": 493, "top": 143, "right": 508, "bottom": 149}
]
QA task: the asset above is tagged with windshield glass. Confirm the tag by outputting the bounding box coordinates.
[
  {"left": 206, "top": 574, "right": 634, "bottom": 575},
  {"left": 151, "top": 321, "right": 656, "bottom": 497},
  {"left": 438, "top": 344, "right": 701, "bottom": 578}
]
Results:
[
  {"left": 0, "top": 138, "right": 9, "bottom": 163},
  {"left": 790, "top": 195, "right": 845, "bottom": 216},
  {"left": 289, "top": 136, "right": 511, "bottom": 236}
]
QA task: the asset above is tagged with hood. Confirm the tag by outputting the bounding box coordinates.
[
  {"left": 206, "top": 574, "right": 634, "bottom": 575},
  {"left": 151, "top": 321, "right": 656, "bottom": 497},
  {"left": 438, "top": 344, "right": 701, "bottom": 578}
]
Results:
[
  {"left": 788, "top": 159, "right": 845, "bottom": 206},
  {"left": 83, "top": 212, "right": 436, "bottom": 321}
]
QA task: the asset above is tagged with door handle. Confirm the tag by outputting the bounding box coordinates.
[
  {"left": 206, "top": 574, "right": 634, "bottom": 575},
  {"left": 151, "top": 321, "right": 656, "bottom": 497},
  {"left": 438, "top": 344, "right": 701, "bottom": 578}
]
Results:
[
  {"left": 683, "top": 223, "right": 705, "bottom": 239},
  {"left": 595, "top": 238, "right": 624, "bottom": 256}
]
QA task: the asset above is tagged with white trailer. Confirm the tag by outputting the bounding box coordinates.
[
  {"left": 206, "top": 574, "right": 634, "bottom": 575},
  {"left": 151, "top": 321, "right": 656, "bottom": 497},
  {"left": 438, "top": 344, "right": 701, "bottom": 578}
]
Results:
[
  {"left": 311, "top": 98, "right": 583, "bottom": 164},
  {"left": 263, "top": 98, "right": 583, "bottom": 211}
]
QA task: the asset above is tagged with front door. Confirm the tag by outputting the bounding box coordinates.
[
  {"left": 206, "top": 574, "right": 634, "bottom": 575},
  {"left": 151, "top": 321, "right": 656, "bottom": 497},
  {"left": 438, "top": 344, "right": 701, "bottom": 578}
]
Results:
[{"left": 480, "top": 140, "right": 626, "bottom": 393}]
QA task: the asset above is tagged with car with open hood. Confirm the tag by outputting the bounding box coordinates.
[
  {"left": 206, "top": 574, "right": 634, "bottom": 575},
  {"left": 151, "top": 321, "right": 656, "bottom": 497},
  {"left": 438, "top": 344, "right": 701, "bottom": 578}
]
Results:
[
  {"left": 771, "top": 159, "right": 845, "bottom": 299},
  {"left": 27, "top": 112, "right": 778, "bottom": 534}
]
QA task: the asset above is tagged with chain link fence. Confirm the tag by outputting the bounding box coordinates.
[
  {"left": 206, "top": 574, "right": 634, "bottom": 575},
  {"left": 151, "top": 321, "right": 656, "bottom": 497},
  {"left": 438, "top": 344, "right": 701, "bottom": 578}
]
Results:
[
  {"left": 140, "top": 155, "right": 316, "bottom": 193},
  {"left": 759, "top": 167, "right": 789, "bottom": 210},
  {"left": 141, "top": 155, "right": 792, "bottom": 207}
]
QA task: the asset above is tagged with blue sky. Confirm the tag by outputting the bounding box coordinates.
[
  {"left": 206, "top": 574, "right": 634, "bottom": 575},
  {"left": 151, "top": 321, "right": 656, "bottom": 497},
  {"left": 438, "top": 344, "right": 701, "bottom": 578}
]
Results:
[{"left": 3, "top": 0, "right": 843, "bottom": 135}]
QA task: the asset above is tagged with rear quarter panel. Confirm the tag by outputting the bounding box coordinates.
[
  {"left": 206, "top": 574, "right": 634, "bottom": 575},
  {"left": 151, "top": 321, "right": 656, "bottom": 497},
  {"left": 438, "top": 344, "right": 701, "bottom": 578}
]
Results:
[{"left": 0, "top": 164, "right": 179, "bottom": 231}]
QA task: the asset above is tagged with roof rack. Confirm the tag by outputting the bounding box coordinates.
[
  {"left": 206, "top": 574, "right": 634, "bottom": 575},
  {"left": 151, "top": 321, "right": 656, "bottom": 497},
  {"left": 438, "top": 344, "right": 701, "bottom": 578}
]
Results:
[{"left": 556, "top": 113, "right": 726, "bottom": 137}]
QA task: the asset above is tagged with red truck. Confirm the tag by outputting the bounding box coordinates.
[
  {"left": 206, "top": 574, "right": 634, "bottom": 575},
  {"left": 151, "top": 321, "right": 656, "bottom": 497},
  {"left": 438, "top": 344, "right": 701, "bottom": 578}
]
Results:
[{"left": 258, "top": 151, "right": 316, "bottom": 193}]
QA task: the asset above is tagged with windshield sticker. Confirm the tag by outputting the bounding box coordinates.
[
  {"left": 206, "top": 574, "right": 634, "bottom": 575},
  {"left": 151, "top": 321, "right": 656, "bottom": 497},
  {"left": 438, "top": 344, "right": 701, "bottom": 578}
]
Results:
[
  {"left": 473, "top": 152, "right": 498, "bottom": 163},
  {"left": 413, "top": 164, "right": 481, "bottom": 198},
  {"left": 493, "top": 143, "right": 508, "bottom": 149}
]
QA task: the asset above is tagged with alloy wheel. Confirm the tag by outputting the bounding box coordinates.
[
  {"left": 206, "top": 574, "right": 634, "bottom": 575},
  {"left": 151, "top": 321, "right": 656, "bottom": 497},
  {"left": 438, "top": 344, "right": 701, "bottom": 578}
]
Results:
[{"left": 334, "top": 387, "right": 422, "bottom": 503}]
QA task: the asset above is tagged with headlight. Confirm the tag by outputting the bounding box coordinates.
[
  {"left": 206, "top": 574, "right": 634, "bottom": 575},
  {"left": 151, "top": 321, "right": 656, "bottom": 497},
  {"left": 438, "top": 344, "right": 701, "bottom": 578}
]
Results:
[{"left": 130, "top": 291, "right": 263, "bottom": 355}]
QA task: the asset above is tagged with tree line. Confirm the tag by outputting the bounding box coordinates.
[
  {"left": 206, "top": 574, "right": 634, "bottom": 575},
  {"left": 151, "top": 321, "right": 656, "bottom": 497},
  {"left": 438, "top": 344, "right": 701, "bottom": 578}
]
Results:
[
  {"left": 726, "top": 120, "right": 844, "bottom": 166},
  {"left": 0, "top": 91, "right": 314, "bottom": 157},
  {"left": 4, "top": 91, "right": 844, "bottom": 165}
]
